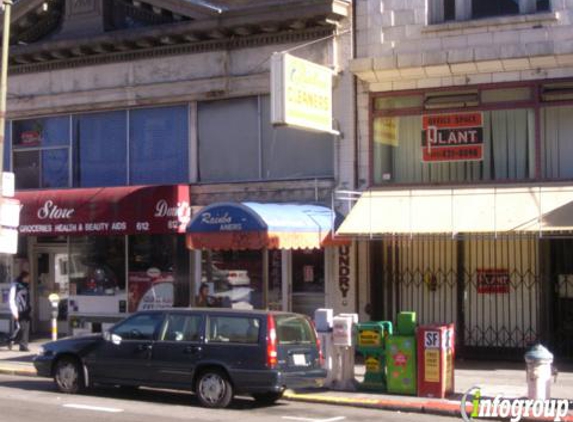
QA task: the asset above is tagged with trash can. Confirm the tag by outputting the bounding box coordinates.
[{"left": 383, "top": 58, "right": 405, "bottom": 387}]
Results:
[
  {"left": 417, "top": 323, "right": 455, "bottom": 398},
  {"left": 355, "top": 321, "right": 393, "bottom": 392}
]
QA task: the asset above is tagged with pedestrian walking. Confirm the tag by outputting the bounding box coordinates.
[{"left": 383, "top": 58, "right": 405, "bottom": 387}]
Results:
[{"left": 9, "top": 271, "right": 32, "bottom": 352}]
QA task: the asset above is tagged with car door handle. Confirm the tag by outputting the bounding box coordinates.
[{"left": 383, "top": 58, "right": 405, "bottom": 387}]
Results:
[
  {"left": 137, "top": 344, "right": 152, "bottom": 352},
  {"left": 184, "top": 345, "right": 202, "bottom": 355}
]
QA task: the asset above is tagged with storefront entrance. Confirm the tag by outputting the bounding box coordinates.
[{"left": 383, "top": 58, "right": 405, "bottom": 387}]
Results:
[
  {"left": 32, "top": 245, "right": 69, "bottom": 336},
  {"left": 371, "top": 236, "right": 573, "bottom": 360}
]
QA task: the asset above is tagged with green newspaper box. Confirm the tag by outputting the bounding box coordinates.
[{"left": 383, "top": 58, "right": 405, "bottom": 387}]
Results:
[
  {"left": 386, "top": 335, "right": 417, "bottom": 395},
  {"left": 355, "top": 321, "right": 393, "bottom": 392}
]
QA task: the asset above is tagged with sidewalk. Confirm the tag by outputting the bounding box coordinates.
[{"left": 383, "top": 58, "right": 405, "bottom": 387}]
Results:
[{"left": 0, "top": 339, "right": 571, "bottom": 420}]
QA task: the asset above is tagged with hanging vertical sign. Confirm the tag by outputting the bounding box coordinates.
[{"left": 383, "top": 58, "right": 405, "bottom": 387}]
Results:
[
  {"left": 270, "top": 52, "right": 335, "bottom": 134},
  {"left": 421, "top": 112, "right": 483, "bottom": 162},
  {"left": 330, "top": 244, "right": 356, "bottom": 315}
]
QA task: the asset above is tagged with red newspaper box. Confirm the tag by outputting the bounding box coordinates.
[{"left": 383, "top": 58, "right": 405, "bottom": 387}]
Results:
[{"left": 417, "top": 324, "right": 455, "bottom": 398}]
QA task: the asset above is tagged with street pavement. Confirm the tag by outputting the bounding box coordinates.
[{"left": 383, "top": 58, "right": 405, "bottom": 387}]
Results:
[
  {"left": 0, "top": 338, "right": 572, "bottom": 420},
  {"left": 0, "top": 373, "right": 459, "bottom": 422}
]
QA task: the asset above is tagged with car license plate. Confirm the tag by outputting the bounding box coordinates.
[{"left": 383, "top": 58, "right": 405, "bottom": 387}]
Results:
[{"left": 292, "top": 354, "right": 307, "bottom": 366}]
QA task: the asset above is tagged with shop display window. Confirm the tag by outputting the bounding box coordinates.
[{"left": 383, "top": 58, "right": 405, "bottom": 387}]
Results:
[
  {"left": 128, "top": 235, "right": 189, "bottom": 312},
  {"left": 199, "top": 250, "right": 263, "bottom": 310},
  {"left": 68, "top": 236, "right": 126, "bottom": 314},
  {"left": 292, "top": 249, "right": 325, "bottom": 316}
]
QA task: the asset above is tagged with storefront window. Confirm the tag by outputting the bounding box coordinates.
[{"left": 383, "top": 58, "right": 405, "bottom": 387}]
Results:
[
  {"left": 373, "top": 108, "right": 535, "bottom": 184},
  {"left": 68, "top": 236, "right": 127, "bottom": 315},
  {"left": 128, "top": 235, "right": 189, "bottom": 312},
  {"left": 129, "top": 106, "right": 189, "bottom": 185},
  {"left": 73, "top": 111, "right": 127, "bottom": 187},
  {"left": 198, "top": 95, "right": 334, "bottom": 182},
  {"left": 542, "top": 106, "right": 573, "bottom": 179},
  {"left": 292, "top": 249, "right": 325, "bottom": 316},
  {"left": 200, "top": 250, "right": 263, "bottom": 309},
  {"left": 13, "top": 116, "right": 70, "bottom": 189}
]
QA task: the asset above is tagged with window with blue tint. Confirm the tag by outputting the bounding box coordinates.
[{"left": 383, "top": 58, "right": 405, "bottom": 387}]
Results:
[
  {"left": 73, "top": 111, "right": 127, "bottom": 187},
  {"left": 13, "top": 116, "right": 70, "bottom": 189},
  {"left": 42, "top": 149, "right": 69, "bottom": 188},
  {"left": 13, "top": 116, "right": 69, "bottom": 148},
  {"left": 129, "top": 106, "right": 188, "bottom": 185}
]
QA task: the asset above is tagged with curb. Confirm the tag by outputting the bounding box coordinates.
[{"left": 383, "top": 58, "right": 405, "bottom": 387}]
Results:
[
  {"left": 283, "top": 391, "right": 464, "bottom": 417},
  {"left": 283, "top": 392, "right": 573, "bottom": 421},
  {"left": 0, "top": 365, "right": 37, "bottom": 377}
]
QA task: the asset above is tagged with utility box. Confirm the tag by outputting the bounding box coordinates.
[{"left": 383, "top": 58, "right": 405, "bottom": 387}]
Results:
[
  {"left": 417, "top": 324, "right": 455, "bottom": 398},
  {"left": 356, "top": 321, "right": 393, "bottom": 391},
  {"left": 386, "top": 335, "right": 417, "bottom": 395}
]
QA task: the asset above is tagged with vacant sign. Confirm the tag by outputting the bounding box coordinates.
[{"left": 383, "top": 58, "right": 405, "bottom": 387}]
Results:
[{"left": 421, "top": 112, "right": 483, "bottom": 162}]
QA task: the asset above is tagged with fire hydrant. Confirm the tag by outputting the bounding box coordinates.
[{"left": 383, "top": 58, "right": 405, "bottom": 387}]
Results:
[{"left": 524, "top": 344, "right": 554, "bottom": 400}]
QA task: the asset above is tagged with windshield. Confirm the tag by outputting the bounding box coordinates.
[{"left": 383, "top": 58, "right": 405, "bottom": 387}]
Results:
[{"left": 274, "top": 315, "right": 315, "bottom": 345}]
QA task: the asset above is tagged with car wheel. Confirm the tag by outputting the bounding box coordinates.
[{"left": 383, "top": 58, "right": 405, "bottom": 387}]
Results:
[
  {"left": 252, "top": 391, "right": 284, "bottom": 404},
  {"left": 54, "top": 357, "right": 84, "bottom": 394},
  {"left": 195, "top": 370, "right": 233, "bottom": 408}
]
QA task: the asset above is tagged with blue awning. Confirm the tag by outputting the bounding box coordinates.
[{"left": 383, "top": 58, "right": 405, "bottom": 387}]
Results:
[{"left": 186, "top": 202, "right": 340, "bottom": 250}]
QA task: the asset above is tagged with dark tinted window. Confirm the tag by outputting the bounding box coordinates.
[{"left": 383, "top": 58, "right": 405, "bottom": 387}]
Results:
[
  {"left": 161, "top": 314, "right": 202, "bottom": 342},
  {"left": 206, "top": 315, "right": 260, "bottom": 344},
  {"left": 275, "top": 315, "right": 315, "bottom": 345},
  {"left": 472, "top": 0, "right": 518, "bottom": 19},
  {"left": 444, "top": 0, "right": 455, "bottom": 21},
  {"left": 112, "top": 313, "right": 163, "bottom": 340}
]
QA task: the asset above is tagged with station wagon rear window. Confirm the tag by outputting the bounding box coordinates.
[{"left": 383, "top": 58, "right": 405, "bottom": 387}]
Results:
[
  {"left": 206, "top": 316, "right": 260, "bottom": 344},
  {"left": 275, "top": 315, "right": 315, "bottom": 345}
]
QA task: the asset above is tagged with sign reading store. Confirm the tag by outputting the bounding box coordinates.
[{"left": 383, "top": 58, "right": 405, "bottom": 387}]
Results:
[{"left": 16, "top": 184, "right": 190, "bottom": 236}]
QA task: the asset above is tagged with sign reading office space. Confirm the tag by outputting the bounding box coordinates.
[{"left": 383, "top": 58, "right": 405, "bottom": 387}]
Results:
[{"left": 421, "top": 112, "right": 484, "bottom": 163}]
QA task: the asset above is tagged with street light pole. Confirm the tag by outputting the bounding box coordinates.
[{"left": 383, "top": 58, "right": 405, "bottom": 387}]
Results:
[{"left": 0, "top": 0, "right": 12, "bottom": 182}]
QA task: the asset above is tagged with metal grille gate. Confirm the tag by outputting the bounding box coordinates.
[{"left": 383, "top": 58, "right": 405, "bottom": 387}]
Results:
[{"left": 377, "top": 235, "right": 548, "bottom": 359}]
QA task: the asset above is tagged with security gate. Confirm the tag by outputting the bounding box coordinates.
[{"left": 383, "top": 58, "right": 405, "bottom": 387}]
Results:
[{"left": 373, "top": 235, "right": 557, "bottom": 359}]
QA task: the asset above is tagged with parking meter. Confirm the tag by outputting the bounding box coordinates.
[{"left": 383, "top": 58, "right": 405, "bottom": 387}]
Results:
[
  {"left": 48, "top": 293, "right": 60, "bottom": 341},
  {"left": 355, "top": 320, "right": 393, "bottom": 392}
]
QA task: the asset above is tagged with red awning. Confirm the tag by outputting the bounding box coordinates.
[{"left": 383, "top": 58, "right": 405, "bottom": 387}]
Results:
[{"left": 16, "top": 185, "right": 190, "bottom": 236}]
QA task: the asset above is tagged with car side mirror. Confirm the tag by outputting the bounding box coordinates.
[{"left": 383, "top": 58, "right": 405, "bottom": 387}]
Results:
[
  {"left": 104, "top": 331, "right": 122, "bottom": 345},
  {"left": 111, "top": 333, "right": 122, "bottom": 345}
]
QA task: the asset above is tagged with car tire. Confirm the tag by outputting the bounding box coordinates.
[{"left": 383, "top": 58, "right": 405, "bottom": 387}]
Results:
[
  {"left": 195, "top": 369, "right": 233, "bottom": 408},
  {"left": 252, "top": 391, "right": 284, "bottom": 404},
  {"left": 54, "top": 357, "right": 84, "bottom": 394}
]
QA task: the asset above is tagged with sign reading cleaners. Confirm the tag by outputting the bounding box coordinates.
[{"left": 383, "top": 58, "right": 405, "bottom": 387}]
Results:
[{"left": 421, "top": 112, "right": 483, "bottom": 162}]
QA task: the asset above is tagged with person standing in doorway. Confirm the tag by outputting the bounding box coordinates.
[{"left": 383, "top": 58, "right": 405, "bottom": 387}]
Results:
[{"left": 9, "top": 271, "right": 32, "bottom": 352}]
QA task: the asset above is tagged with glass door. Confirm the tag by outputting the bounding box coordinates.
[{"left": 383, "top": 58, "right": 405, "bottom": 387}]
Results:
[{"left": 34, "top": 247, "right": 69, "bottom": 336}]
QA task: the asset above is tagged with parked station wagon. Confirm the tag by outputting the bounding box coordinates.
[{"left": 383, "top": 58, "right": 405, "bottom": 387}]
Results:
[{"left": 34, "top": 309, "right": 325, "bottom": 408}]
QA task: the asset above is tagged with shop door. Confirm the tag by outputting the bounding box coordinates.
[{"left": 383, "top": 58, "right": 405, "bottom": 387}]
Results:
[
  {"left": 34, "top": 248, "right": 69, "bottom": 335},
  {"left": 547, "top": 239, "right": 573, "bottom": 359}
]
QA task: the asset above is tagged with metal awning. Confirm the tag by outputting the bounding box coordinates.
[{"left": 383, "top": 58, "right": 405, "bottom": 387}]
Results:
[
  {"left": 186, "top": 202, "right": 340, "bottom": 250},
  {"left": 336, "top": 185, "right": 573, "bottom": 237}
]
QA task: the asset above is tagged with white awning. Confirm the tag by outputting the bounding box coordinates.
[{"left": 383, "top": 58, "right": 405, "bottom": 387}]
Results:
[{"left": 337, "top": 185, "right": 573, "bottom": 237}]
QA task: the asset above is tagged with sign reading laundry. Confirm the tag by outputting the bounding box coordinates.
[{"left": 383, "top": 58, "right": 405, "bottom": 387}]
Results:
[
  {"left": 421, "top": 112, "right": 483, "bottom": 162},
  {"left": 16, "top": 185, "right": 190, "bottom": 236}
]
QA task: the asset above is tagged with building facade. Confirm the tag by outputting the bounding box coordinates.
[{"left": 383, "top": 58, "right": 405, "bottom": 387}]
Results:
[
  {"left": 341, "top": 0, "right": 573, "bottom": 359},
  {"left": 0, "top": 0, "right": 356, "bottom": 336}
]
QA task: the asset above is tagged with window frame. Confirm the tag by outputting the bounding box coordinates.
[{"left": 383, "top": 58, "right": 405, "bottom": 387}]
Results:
[
  {"left": 11, "top": 103, "right": 191, "bottom": 190},
  {"left": 159, "top": 312, "right": 204, "bottom": 343},
  {"left": 369, "top": 79, "right": 573, "bottom": 188},
  {"left": 430, "top": 0, "right": 551, "bottom": 24}
]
